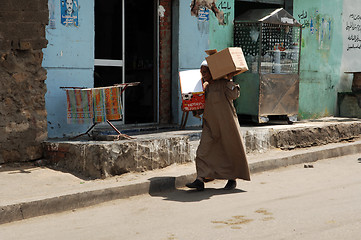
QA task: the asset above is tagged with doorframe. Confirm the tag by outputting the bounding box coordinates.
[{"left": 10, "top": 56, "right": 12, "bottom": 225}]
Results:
[
  {"left": 155, "top": 0, "right": 160, "bottom": 124},
  {"left": 94, "top": 0, "right": 160, "bottom": 126}
]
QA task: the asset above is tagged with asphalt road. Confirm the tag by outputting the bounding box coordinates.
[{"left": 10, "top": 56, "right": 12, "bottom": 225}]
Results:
[{"left": 1, "top": 154, "right": 361, "bottom": 240}]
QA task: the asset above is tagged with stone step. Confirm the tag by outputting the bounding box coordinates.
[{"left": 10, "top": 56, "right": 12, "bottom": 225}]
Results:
[{"left": 43, "top": 118, "right": 361, "bottom": 180}]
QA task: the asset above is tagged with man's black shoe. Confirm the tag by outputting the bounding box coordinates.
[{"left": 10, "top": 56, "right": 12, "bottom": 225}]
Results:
[
  {"left": 186, "top": 179, "right": 205, "bottom": 191},
  {"left": 224, "top": 180, "right": 237, "bottom": 190}
]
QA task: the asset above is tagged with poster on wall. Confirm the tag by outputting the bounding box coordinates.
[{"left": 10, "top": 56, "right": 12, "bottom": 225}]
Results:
[
  {"left": 341, "top": 0, "right": 361, "bottom": 72},
  {"left": 190, "top": 0, "right": 227, "bottom": 25},
  {"left": 61, "top": 0, "right": 79, "bottom": 26},
  {"left": 338, "top": 0, "right": 361, "bottom": 91}
]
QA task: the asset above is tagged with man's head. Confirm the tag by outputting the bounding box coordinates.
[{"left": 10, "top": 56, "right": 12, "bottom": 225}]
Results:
[
  {"left": 66, "top": 0, "right": 74, "bottom": 14},
  {"left": 200, "top": 60, "right": 212, "bottom": 82}
]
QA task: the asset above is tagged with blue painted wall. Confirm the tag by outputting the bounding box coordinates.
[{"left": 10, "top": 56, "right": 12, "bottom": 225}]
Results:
[
  {"left": 175, "top": 0, "right": 234, "bottom": 126},
  {"left": 176, "top": 0, "right": 209, "bottom": 126},
  {"left": 43, "top": 0, "right": 94, "bottom": 138},
  {"left": 44, "top": 0, "right": 236, "bottom": 133}
]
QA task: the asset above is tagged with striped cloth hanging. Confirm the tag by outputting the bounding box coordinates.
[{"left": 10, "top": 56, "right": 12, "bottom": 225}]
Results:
[
  {"left": 66, "top": 89, "right": 94, "bottom": 124},
  {"left": 92, "top": 86, "right": 123, "bottom": 123}
]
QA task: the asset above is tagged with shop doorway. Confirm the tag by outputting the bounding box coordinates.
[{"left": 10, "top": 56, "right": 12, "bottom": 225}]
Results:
[{"left": 94, "top": 0, "right": 158, "bottom": 124}]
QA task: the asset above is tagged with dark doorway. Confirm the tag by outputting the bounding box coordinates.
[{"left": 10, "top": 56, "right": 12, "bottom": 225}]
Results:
[
  {"left": 235, "top": 0, "right": 285, "bottom": 17},
  {"left": 124, "top": 0, "right": 157, "bottom": 124},
  {"left": 94, "top": 0, "right": 157, "bottom": 124},
  {"left": 94, "top": 0, "right": 123, "bottom": 87}
]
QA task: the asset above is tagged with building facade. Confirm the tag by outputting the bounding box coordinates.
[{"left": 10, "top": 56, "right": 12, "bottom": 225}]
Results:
[
  {"left": 1, "top": 0, "right": 360, "bottom": 163},
  {"left": 44, "top": 0, "right": 294, "bottom": 138},
  {"left": 44, "top": 0, "right": 173, "bottom": 138}
]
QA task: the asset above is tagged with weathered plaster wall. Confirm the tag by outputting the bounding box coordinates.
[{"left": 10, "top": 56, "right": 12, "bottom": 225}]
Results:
[
  {"left": 294, "top": 0, "right": 343, "bottom": 119},
  {"left": 174, "top": 0, "right": 234, "bottom": 126},
  {"left": 340, "top": 0, "right": 361, "bottom": 91},
  {"left": 0, "top": 0, "right": 49, "bottom": 163},
  {"left": 43, "top": 0, "right": 94, "bottom": 138},
  {"left": 209, "top": 0, "right": 235, "bottom": 50}
]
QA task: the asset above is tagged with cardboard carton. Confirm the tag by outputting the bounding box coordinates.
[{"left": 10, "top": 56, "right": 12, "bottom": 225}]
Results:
[
  {"left": 205, "top": 47, "right": 248, "bottom": 80},
  {"left": 179, "top": 70, "right": 205, "bottom": 111}
]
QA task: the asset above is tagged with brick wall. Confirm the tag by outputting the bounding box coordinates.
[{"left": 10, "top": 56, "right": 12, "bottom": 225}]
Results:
[
  {"left": 0, "top": 0, "right": 49, "bottom": 163},
  {"left": 159, "top": 0, "right": 172, "bottom": 124}
]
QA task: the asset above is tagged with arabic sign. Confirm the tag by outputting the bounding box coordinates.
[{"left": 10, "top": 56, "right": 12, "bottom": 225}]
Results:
[
  {"left": 341, "top": 0, "right": 361, "bottom": 74},
  {"left": 345, "top": 14, "right": 361, "bottom": 51},
  {"left": 61, "top": 0, "right": 79, "bottom": 26}
]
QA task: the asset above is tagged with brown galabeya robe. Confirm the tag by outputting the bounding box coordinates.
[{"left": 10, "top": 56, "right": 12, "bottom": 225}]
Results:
[{"left": 195, "top": 78, "right": 251, "bottom": 181}]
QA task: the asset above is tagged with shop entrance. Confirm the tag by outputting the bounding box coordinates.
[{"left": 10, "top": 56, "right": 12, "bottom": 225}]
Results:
[{"left": 94, "top": 0, "right": 158, "bottom": 125}]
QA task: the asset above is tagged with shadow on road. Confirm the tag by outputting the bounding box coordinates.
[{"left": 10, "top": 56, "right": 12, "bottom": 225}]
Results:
[
  {"left": 151, "top": 188, "right": 246, "bottom": 202},
  {"left": 148, "top": 176, "right": 246, "bottom": 202}
]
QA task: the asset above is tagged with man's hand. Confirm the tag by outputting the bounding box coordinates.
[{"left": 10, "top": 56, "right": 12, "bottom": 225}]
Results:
[{"left": 203, "top": 81, "right": 209, "bottom": 90}]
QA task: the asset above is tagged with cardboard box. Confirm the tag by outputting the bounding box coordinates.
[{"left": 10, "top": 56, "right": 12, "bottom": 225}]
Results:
[
  {"left": 205, "top": 47, "right": 248, "bottom": 80},
  {"left": 179, "top": 70, "right": 205, "bottom": 111}
]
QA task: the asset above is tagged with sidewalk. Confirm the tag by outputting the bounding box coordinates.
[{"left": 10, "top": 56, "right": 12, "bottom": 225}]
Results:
[{"left": 1, "top": 117, "right": 361, "bottom": 224}]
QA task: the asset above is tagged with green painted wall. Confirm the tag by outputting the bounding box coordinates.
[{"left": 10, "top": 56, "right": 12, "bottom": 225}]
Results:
[
  {"left": 209, "top": 0, "right": 235, "bottom": 50},
  {"left": 294, "top": 0, "right": 344, "bottom": 119}
]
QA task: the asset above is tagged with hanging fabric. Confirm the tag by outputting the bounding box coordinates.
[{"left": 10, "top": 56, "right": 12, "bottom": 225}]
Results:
[
  {"left": 66, "top": 89, "right": 94, "bottom": 124},
  {"left": 92, "top": 86, "right": 123, "bottom": 123}
]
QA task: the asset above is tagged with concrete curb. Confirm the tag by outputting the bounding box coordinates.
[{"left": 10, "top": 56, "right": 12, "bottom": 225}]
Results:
[
  {"left": 250, "top": 140, "right": 361, "bottom": 173},
  {"left": 1, "top": 141, "right": 361, "bottom": 225}
]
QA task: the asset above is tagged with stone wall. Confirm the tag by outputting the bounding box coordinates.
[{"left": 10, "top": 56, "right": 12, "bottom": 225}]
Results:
[
  {"left": 0, "top": 0, "right": 49, "bottom": 163},
  {"left": 43, "top": 136, "right": 191, "bottom": 179}
]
